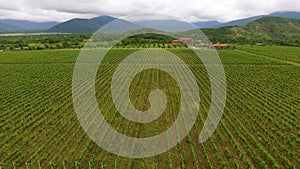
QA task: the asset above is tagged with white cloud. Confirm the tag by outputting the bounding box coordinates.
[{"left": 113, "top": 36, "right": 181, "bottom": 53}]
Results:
[{"left": 0, "top": 0, "right": 298, "bottom": 22}]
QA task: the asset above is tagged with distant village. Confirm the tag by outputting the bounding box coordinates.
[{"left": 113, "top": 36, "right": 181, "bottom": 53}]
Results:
[{"left": 171, "top": 38, "right": 266, "bottom": 50}]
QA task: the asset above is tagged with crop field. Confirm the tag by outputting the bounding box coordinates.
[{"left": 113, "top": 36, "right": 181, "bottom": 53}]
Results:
[
  {"left": 0, "top": 47, "right": 299, "bottom": 168},
  {"left": 236, "top": 45, "right": 300, "bottom": 64}
]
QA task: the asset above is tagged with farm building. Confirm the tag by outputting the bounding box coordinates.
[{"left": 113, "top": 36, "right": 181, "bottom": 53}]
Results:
[
  {"left": 172, "top": 38, "right": 194, "bottom": 45},
  {"left": 178, "top": 38, "right": 193, "bottom": 44},
  {"left": 172, "top": 40, "right": 183, "bottom": 45},
  {"left": 212, "top": 44, "right": 228, "bottom": 50}
]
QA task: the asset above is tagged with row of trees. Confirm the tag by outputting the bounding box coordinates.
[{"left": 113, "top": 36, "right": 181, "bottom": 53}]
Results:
[
  {"left": 0, "top": 34, "right": 91, "bottom": 51},
  {"left": 0, "top": 33, "right": 188, "bottom": 50},
  {"left": 204, "top": 33, "right": 300, "bottom": 47},
  {"left": 1, "top": 32, "right": 299, "bottom": 51}
]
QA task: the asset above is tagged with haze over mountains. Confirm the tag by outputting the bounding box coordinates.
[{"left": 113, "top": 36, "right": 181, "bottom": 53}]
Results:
[
  {"left": 0, "top": 20, "right": 58, "bottom": 33},
  {"left": 0, "top": 11, "right": 299, "bottom": 33},
  {"left": 47, "top": 11, "right": 300, "bottom": 33},
  {"left": 212, "top": 11, "right": 300, "bottom": 28}
]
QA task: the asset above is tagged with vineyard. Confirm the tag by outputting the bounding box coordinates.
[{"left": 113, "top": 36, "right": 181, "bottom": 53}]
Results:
[
  {"left": 0, "top": 47, "right": 299, "bottom": 168},
  {"left": 236, "top": 45, "right": 300, "bottom": 64}
]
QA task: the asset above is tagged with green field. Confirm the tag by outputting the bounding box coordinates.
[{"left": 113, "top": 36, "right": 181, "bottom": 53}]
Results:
[
  {"left": 236, "top": 45, "right": 300, "bottom": 64},
  {"left": 0, "top": 47, "right": 299, "bottom": 168}
]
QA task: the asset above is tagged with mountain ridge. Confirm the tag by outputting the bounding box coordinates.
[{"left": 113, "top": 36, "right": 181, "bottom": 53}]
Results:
[
  {"left": 0, "top": 11, "right": 300, "bottom": 33},
  {"left": 48, "top": 16, "right": 116, "bottom": 33},
  {"left": 46, "top": 11, "right": 300, "bottom": 33},
  {"left": 200, "top": 16, "right": 300, "bottom": 46},
  {"left": 48, "top": 15, "right": 142, "bottom": 33},
  {"left": 0, "top": 20, "right": 58, "bottom": 33}
]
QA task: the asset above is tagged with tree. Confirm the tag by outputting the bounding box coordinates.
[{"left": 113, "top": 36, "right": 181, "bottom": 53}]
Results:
[{"left": 62, "top": 41, "right": 71, "bottom": 48}]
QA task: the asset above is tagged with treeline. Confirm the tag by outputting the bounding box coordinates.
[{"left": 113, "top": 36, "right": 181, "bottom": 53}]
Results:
[
  {"left": 1, "top": 31, "right": 298, "bottom": 51},
  {"left": 203, "top": 34, "right": 300, "bottom": 47},
  {"left": 0, "top": 33, "right": 187, "bottom": 51},
  {"left": 0, "top": 34, "right": 91, "bottom": 51},
  {"left": 113, "top": 33, "right": 186, "bottom": 48}
]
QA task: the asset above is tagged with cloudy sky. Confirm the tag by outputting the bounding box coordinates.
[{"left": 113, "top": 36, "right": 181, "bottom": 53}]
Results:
[{"left": 0, "top": 0, "right": 299, "bottom": 22}]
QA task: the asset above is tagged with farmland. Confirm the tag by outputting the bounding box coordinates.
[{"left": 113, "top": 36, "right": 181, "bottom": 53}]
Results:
[{"left": 0, "top": 46, "right": 299, "bottom": 168}]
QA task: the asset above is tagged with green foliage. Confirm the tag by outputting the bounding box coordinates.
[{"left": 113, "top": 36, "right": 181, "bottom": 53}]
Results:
[
  {"left": 201, "top": 17, "right": 300, "bottom": 46},
  {"left": 0, "top": 34, "right": 90, "bottom": 51},
  {"left": 114, "top": 33, "right": 184, "bottom": 48}
]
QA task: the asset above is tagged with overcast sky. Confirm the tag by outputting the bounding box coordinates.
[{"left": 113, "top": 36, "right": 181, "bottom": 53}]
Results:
[{"left": 0, "top": 0, "right": 299, "bottom": 22}]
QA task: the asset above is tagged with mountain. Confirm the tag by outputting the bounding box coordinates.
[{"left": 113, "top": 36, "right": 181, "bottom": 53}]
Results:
[
  {"left": 201, "top": 16, "right": 300, "bottom": 45},
  {"left": 213, "top": 11, "right": 300, "bottom": 28},
  {"left": 0, "top": 20, "right": 58, "bottom": 33},
  {"left": 48, "top": 18, "right": 100, "bottom": 34},
  {"left": 47, "top": 12, "right": 300, "bottom": 34},
  {"left": 192, "top": 21, "right": 221, "bottom": 28},
  {"left": 48, "top": 16, "right": 115, "bottom": 33},
  {"left": 269, "top": 11, "right": 300, "bottom": 19},
  {"left": 132, "top": 11, "right": 300, "bottom": 30},
  {"left": 97, "top": 19, "right": 142, "bottom": 33},
  {"left": 48, "top": 15, "right": 141, "bottom": 33},
  {"left": 0, "top": 21, "right": 20, "bottom": 32},
  {"left": 134, "top": 20, "right": 195, "bottom": 31},
  {"left": 215, "top": 16, "right": 263, "bottom": 28},
  {"left": 244, "top": 17, "right": 300, "bottom": 40},
  {"left": 1, "top": 11, "right": 300, "bottom": 33}
]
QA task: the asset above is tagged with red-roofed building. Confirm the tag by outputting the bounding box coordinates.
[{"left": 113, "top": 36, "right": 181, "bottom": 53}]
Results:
[
  {"left": 172, "top": 40, "right": 183, "bottom": 45},
  {"left": 171, "top": 38, "right": 194, "bottom": 45},
  {"left": 178, "top": 38, "right": 193, "bottom": 44}
]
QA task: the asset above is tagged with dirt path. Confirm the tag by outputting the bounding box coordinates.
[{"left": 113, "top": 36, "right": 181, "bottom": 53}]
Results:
[{"left": 236, "top": 49, "right": 300, "bottom": 67}]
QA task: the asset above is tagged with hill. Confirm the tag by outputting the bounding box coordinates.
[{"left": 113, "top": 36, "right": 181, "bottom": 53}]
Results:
[{"left": 201, "top": 16, "right": 300, "bottom": 46}]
